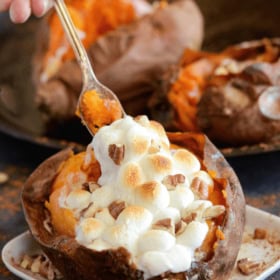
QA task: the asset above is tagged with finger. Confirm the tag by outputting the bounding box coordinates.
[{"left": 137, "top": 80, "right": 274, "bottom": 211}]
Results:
[
  {"left": 9, "top": 0, "right": 31, "bottom": 23},
  {"left": 0, "top": 0, "right": 12, "bottom": 12},
  {"left": 31, "top": 0, "right": 53, "bottom": 17}
]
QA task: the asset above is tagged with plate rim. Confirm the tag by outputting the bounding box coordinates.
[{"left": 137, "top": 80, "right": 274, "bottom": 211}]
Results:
[{"left": 2, "top": 205, "right": 280, "bottom": 280}]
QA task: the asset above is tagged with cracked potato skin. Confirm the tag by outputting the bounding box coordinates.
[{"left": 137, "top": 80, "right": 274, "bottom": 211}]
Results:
[{"left": 22, "top": 133, "right": 245, "bottom": 280}]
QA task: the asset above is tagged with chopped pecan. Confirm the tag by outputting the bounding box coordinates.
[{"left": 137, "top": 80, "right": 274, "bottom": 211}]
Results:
[
  {"left": 162, "top": 174, "right": 185, "bottom": 190},
  {"left": 153, "top": 218, "right": 174, "bottom": 234},
  {"left": 202, "top": 205, "right": 226, "bottom": 219},
  {"left": 19, "top": 254, "right": 62, "bottom": 280},
  {"left": 237, "top": 258, "right": 265, "bottom": 275},
  {"left": 82, "top": 181, "right": 100, "bottom": 192},
  {"left": 191, "top": 177, "right": 208, "bottom": 199},
  {"left": 20, "top": 254, "right": 33, "bottom": 269},
  {"left": 30, "top": 255, "right": 42, "bottom": 273},
  {"left": 175, "top": 220, "right": 187, "bottom": 235},
  {"left": 108, "top": 144, "right": 125, "bottom": 165},
  {"left": 253, "top": 228, "right": 267, "bottom": 240},
  {"left": 109, "top": 200, "right": 126, "bottom": 219},
  {"left": 81, "top": 202, "right": 97, "bottom": 218},
  {"left": 182, "top": 212, "right": 197, "bottom": 224}
]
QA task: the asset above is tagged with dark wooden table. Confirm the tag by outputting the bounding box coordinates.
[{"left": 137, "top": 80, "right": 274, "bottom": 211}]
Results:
[{"left": 0, "top": 131, "right": 279, "bottom": 280}]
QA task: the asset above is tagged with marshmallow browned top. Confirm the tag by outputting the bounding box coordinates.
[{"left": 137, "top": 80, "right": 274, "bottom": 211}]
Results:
[{"left": 62, "top": 116, "right": 225, "bottom": 279}]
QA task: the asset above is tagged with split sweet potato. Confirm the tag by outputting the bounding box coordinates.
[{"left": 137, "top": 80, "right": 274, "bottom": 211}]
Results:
[
  {"left": 22, "top": 132, "right": 245, "bottom": 279},
  {"left": 150, "top": 38, "right": 280, "bottom": 146}
]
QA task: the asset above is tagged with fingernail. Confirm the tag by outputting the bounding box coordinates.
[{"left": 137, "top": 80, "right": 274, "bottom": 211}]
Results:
[
  {"left": 10, "top": 3, "right": 31, "bottom": 23},
  {"left": 42, "top": 0, "right": 53, "bottom": 14}
]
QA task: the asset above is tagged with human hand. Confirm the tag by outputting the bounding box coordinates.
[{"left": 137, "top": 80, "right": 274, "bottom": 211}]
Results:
[{"left": 0, "top": 0, "right": 53, "bottom": 23}]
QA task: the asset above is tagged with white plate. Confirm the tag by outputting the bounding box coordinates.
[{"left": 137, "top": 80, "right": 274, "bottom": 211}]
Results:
[{"left": 2, "top": 205, "right": 280, "bottom": 280}]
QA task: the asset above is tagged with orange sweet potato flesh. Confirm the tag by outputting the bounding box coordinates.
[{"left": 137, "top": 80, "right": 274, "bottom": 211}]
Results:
[
  {"left": 42, "top": 0, "right": 136, "bottom": 80},
  {"left": 22, "top": 132, "right": 245, "bottom": 280},
  {"left": 78, "top": 90, "right": 123, "bottom": 134}
]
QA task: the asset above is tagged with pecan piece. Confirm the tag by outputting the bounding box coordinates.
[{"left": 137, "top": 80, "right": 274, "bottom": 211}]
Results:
[
  {"left": 108, "top": 144, "right": 125, "bottom": 165},
  {"left": 182, "top": 212, "right": 197, "bottom": 224},
  {"left": 237, "top": 258, "right": 265, "bottom": 275},
  {"left": 82, "top": 181, "right": 100, "bottom": 192},
  {"left": 191, "top": 177, "right": 208, "bottom": 199},
  {"left": 153, "top": 218, "right": 174, "bottom": 234},
  {"left": 253, "top": 228, "right": 267, "bottom": 240},
  {"left": 175, "top": 220, "right": 187, "bottom": 235},
  {"left": 109, "top": 200, "right": 126, "bottom": 219},
  {"left": 162, "top": 174, "right": 185, "bottom": 190},
  {"left": 202, "top": 205, "right": 226, "bottom": 219}
]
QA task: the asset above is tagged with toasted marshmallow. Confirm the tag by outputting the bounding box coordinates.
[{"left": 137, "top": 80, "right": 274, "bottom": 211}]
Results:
[
  {"left": 66, "top": 189, "right": 91, "bottom": 210},
  {"left": 125, "top": 125, "right": 150, "bottom": 158},
  {"left": 169, "top": 186, "right": 194, "bottom": 211},
  {"left": 177, "top": 221, "right": 209, "bottom": 249},
  {"left": 76, "top": 218, "right": 105, "bottom": 245},
  {"left": 182, "top": 200, "right": 213, "bottom": 218},
  {"left": 173, "top": 149, "right": 201, "bottom": 176},
  {"left": 137, "top": 230, "right": 175, "bottom": 254},
  {"left": 91, "top": 186, "right": 114, "bottom": 208},
  {"left": 135, "top": 181, "right": 169, "bottom": 212},
  {"left": 95, "top": 208, "right": 115, "bottom": 226},
  {"left": 166, "top": 245, "right": 193, "bottom": 273},
  {"left": 138, "top": 244, "right": 193, "bottom": 280},
  {"left": 154, "top": 207, "right": 181, "bottom": 224},
  {"left": 141, "top": 154, "right": 173, "bottom": 181},
  {"left": 103, "top": 224, "right": 138, "bottom": 252},
  {"left": 116, "top": 206, "right": 153, "bottom": 234},
  {"left": 189, "top": 170, "right": 214, "bottom": 188},
  {"left": 136, "top": 116, "right": 169, "bottom": 151},
  {"left": 87, "top": 238, "right": 111, "bottom": 252},
  {"left": 149, "top": 120, "right": 169, "bottom": 144},
  {"left": 138, "top": 251, "right": 172, "bottom": 279},
  {"left": 119, "top": 162, "right": 143, "bottom": 191}
]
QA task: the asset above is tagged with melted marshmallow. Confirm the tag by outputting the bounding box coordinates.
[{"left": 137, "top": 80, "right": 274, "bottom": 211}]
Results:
[{"left": 65, "top": 116, "right": 224, "bottom": 279}]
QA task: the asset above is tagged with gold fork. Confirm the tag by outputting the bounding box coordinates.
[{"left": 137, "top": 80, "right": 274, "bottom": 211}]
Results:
[{"left": 53, "top": 0, "right": 126, "bottom": 135}]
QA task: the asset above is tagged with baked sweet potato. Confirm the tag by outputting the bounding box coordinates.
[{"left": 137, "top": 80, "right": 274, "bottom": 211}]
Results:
[
  {"left": 32, "top": 0, "right": 203, "bottom": 124},
  {"left": 150, "top": 38, "right": 280, "bottom": 146},
  {"left": 22, "top": 120, "right": 245, "bottom": 280}
]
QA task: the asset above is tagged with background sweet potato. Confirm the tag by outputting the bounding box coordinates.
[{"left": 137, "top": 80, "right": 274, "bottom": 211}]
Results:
[{"left": 33, "top": 0, "right": 203, "bottom": 125}]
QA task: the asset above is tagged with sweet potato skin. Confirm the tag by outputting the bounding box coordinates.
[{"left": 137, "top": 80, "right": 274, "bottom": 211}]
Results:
[
  {"left": 22, "top": 134, "right": 245, "bottom": 280},
  {"left": 33, "top": 0, "right": 204, "bottom": 122}
]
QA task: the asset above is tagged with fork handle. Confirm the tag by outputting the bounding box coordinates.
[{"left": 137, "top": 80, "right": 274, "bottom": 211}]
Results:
[{"left": 53, "top": 0, "right": 97, "bottom": 85}]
